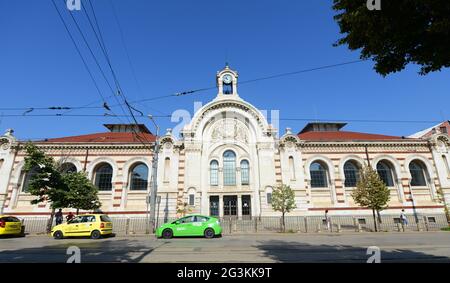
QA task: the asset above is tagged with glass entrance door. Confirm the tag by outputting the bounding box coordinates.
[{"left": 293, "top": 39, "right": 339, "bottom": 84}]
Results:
[
  {"left": 242, "top": 195, "right": 251, "bottom": 219},
  {"left": 223, "top": 195, "right": 237, "bottom": 218},
  {"left": 209, "top": 196, "right": 219, "bottom": 217}
]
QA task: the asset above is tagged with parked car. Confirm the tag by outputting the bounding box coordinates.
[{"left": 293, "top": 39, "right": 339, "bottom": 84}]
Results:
[
  {"left": 51, "top": 214, "right": 113, "bottom": 239},
  {"left": 156, "top": 214, "right": 222, "bottom": 239},
  {"left": 0, "top": 215, "right": 24, "bottom": 237}
]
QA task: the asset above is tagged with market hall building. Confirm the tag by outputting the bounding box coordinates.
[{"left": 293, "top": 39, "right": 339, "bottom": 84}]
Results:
[{"left": 0, "top": 66, "right": 449, "bottom": 222}]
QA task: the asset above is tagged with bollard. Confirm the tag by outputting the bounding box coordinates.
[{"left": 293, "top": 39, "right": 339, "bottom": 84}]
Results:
[
  {"left": 254, "top": 218, "right": 258, "bottom": 233},
  {"left": 337, "top": 223, "right": 341, "bottom": 233},
  {"left": 397, "top": 223, "right": 402, "bottom": 232},
  {"left": 317, "top": 223, "right": 321, "bottom": 233},
  {"left": 424, "top": 216, "right": 429, "bottom": 231},
  {"left": 125, "top": 218, "right": 130, "bottom": 235},
  {"left": 229, "top": 219, "right": 232, "bottom": 234},
  {"left": 304, "top": 217, "right": 308, "bottom": 233},
  {"left": 416, "top": 220, "right": 423, "bottom": 232},
  {"left": 357, "top": 223, "right": 362, "bottom": 233}
]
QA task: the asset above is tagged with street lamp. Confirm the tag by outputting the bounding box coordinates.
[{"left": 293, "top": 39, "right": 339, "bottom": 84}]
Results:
[{"left": 148, "top": 115, "right": 160, "bottom": 233}]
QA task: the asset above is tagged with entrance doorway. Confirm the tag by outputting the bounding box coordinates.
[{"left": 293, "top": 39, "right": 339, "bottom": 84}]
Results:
[
  {"left": 209, "top": 196, "right": 219, "bottom": 217},
  {"left": 223, "top": 195, "right": 237, "bottom": 218},
  {"left": 242, "top": 195, "right": 251, "bottom": 219}
]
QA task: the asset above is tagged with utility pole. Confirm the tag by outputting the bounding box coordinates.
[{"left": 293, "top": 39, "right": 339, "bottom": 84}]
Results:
[{"left": 148, "top": 115, "right": 160, "bottom": 233}]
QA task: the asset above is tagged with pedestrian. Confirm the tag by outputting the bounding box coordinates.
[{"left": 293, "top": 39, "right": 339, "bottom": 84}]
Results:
[
  {"left": 66, "top": 212, "right": 75, "bottom": 222},
  {"left": 400, "top": 209, "right": 408, "bottom": 226},
  {"left": 55, "top": 209, "right": 63, "bottom": 225},
  {"left": 325, "top": 210, "right": 331, "bottom": 231}
]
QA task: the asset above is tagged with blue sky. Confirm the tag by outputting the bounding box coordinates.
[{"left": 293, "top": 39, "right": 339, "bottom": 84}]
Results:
[{"left": 1, "top": 0, "right": 449, "bottom": 140}]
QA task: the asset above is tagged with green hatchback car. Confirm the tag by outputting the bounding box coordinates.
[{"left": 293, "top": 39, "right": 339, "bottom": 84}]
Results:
[{"left": 156, "top": 214, "right": 222, "bottom": 239}]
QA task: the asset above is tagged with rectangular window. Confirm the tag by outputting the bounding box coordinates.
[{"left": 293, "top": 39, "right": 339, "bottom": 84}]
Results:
[
  {"left": 267, "top": 193, "right": 272, "bottom": 205},
  {"left": 189, "top": 194, "right": 195, "bottom": 206}
]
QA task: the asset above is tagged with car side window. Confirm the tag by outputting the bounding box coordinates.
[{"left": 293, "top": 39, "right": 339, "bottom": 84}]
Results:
[
  {"left": 69, "top": 217, "right": 81, "bottom": 224},
  {"left": 81, "top": 216, "right": 96, "bottom": 223},
  {"left": 196, "top": 216, "right": 209, "bottom": 222},
  {"left": 180, "top": 216, "right": 194, "bottom": 223}
]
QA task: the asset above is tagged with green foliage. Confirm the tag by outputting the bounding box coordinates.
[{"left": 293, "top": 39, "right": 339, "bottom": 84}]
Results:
[
  {"left": 63, "top": 172, "right": 101, "bottom": 211},
  {"left": 272, "top": 184, "right": 297, "bottom": 214},
  {"left": 333, "top": 0, "right": 450, "bottom": 75},
  {"left": 23, "top": 142, "right": 101, "bottom": 212},
  {"left": 23, "top": 143, "right": 68, "bottom": 209},
  {"left": 272, "top": 184, "right": 297, "bottom": 232},
  {"left": 352, "top": 165, "right": 390, "bottom": 211}
]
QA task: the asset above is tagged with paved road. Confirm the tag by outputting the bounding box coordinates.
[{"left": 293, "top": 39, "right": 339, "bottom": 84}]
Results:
[{"left": 0, "top": 232, "right": 449, "bottom": 263}]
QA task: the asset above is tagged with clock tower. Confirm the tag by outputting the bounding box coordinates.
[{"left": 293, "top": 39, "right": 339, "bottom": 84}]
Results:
[{"left": 216, "top": 64, "right": 239, "bottom": 99}]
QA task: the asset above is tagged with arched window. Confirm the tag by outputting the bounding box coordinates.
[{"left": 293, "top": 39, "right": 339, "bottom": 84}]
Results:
[
  {"left": 210, "top": 160, "right": 219, "bottom": 186},
  {"left": 376, "top": 161, "right": 395, "bottom": 187},
  {"left": 289, "top": 156, "right": 296, "bottom": 180},
  {"left": 443, "top": 155, "right": 450, "bottom": 178},
  {"left": 344, "top": 161, "right": 360, "bottom": 187},
  {"left": 60, "top": 163, "right": 77, "bottom": 174},
  {"left": 94, "top": 163, "right": 113, "bottom": 191},
  {"left": 241, "top": 160, "right": 249, "bottom": 185},
  {"left": 130, "top": 163, "right": 149, "bottom": 190},
  {"left": 163, "top": 158, "right": 170, "bottom": 182},
  {"left": 310, "top": 161, "right": 329, "bottom": 188},
  {"left": 409, "top": 161, "right": 427, "bottom": 187},
  {"left": 223, "top": 150, "right": 236, "bottom": 186},
  {"left": 21, "top": 166, "right": 38, "bottom": 192}
]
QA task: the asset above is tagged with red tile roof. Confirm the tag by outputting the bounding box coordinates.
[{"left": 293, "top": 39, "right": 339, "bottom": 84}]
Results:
[
  {"left": 298, "top": 131, "right": 408, "bottom": 141},
  {"left": 42, "top": 132, "right": 156, "bottom": 143}
]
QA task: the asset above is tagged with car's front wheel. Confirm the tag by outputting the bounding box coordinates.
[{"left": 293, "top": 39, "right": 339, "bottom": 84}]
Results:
[
  {"left": 204, "top": 228, "right": 215, "bottom": 239},
  {"left": 91, "top": 230, "right": 101, "bottom": 240},
  {"left": 162, "top": 229, "right": 173, "bottom": 239},
  {"left": 53, "top": 230, "right": 64, "bottom": 240}
]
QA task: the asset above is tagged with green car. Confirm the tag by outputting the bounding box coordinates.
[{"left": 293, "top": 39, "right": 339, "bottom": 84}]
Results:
[{"left": 156, "top": 214, "right": 222, "bottom": 239}]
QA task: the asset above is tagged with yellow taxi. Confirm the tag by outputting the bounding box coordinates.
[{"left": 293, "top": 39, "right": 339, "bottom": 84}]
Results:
[
  {"left": 0, "top": 215, "right": 24, "bottom": 237},
  {"left": 51, "top": 214, "right": 113, "bottom": 239}
]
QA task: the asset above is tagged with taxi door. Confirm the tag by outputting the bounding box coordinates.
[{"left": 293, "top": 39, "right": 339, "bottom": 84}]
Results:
[
  {"left": 174, "top": 216, "right": 195, "bottom": 236},
  {"left": 78, "top": 215, "right": 96, "bottom": 236},
  {"left": 65, "top": 217, "right": 82, "bottom": 236}
]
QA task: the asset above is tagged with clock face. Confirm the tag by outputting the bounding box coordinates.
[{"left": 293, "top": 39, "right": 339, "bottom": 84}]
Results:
[{"left": 223, "top": 74, "right": 232, "bottom": 84}]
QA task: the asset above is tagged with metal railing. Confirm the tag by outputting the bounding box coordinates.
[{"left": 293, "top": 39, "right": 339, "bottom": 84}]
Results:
[{"left": 16, "top": 214, "right": 448, "bottom": 235}]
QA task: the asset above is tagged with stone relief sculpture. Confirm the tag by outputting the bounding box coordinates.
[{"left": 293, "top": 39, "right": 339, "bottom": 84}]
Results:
[{"left": 211, "top": 119, "right": 248, "bottom": 143}]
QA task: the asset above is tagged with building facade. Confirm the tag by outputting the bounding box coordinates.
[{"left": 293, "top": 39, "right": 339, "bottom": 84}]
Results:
[{"left": 0, "top": 66, "right": 449, "bottom": 221}]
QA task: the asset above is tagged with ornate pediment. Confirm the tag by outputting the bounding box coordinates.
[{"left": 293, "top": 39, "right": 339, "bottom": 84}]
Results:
[{"left": 211, "top": 119, "right": 248, "bottom": 143}]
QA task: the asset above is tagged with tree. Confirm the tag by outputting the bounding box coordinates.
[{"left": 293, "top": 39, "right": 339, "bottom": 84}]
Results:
[
  {"left": 176, "top": 202, "right": 192, "bottom": 217},
  {"left": 271, "top": 184, "right": 297, "bottom": 232},
  {"left": 352, "top": 165, "right": 390, "bottom": 232},
  {"left": 63, "top": 172, "right": 101, "bottom": 215},
  {"left": 23, "top": 143, "right": 69, "bottom": 232},
  {"left": 333, "top": 0, "right": 450, "bottom": 76}
]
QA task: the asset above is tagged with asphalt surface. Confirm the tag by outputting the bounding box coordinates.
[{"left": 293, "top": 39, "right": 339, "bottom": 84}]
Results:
[{"left": 0, "top": 232, "right": 449, "bottom": 263}]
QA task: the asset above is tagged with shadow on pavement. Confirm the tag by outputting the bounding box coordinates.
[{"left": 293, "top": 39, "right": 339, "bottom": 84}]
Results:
[
  {"left": 0, "top": 238, "right": 165, "bottom": 263},
  {"left": 256, "top": 240, "right": 450, "bottom": 263}
]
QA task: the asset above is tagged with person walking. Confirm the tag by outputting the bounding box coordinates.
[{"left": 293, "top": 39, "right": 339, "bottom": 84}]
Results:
[
  {"left": 325, "top": 210, "right": 331, "bottom": 231},
  {"left": 55, "top": 209, "right": 63, "bottom": 225},
  {"left": 400, "top": 209, "right": 408, "bottom": 226}
]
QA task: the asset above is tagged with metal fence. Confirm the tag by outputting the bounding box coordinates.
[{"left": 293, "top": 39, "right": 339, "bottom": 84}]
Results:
[{"left": 17, "top": 214, "right": 448, "bottom": 235}]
